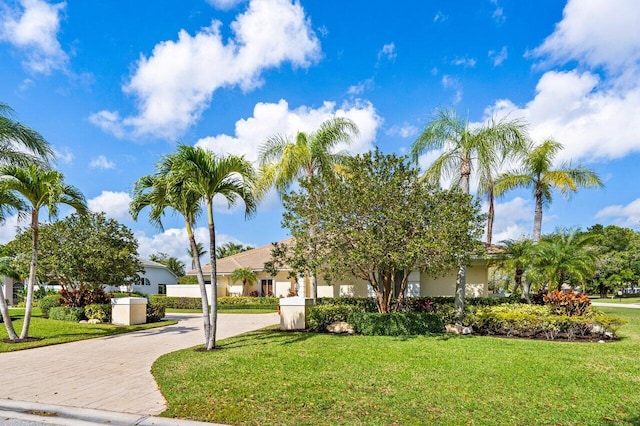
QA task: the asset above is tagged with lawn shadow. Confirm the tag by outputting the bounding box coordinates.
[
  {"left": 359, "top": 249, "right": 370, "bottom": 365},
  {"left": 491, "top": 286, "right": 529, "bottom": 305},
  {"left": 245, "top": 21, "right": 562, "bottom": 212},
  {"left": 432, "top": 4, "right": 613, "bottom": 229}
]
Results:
[{"left": 218, "top": 327, "right": 317, "bottom": 350}]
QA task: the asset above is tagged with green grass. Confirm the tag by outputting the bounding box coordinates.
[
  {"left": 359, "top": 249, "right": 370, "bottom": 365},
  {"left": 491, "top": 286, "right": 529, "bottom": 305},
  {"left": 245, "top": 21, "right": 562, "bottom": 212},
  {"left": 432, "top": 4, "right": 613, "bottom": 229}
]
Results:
[
  {"left": 1, "top": 308, "right": 177, "bottom": 352},
  {"left": 167, "top": 308, "right": 276, "bottom": 314},
  {"left": 153, "top": 307, "right": 640, "bottom": 425},
  {"left": 591, "top": 296, "right": 640, "bottom": 304}
]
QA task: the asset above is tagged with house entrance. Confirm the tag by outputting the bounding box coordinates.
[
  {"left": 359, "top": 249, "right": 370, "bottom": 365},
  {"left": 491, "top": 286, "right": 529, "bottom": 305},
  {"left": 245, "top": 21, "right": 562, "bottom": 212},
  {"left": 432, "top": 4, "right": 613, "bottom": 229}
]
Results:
[{"left": 261, "top": 279, "right": 273, "bottom": 296}]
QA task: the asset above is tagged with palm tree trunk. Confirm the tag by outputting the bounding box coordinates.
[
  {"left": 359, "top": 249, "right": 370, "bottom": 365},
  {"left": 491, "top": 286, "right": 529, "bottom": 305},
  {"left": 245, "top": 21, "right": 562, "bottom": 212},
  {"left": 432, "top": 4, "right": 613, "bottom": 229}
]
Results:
[
  {"left": 522, "top": 278, "right": 532, "bottom": 303},
  {"left": 206, "top": 200, "right": 217, "bottom": 351},
  {"left": 454, "top": 259, "right": 466, "bottom": 323},
  {"left": 0, "top": 282, "right": 18, "bottom": 340},
  {"left": 486, "top": 188, "right": 495, "bottom": 245},
  {"left": 533, "top": 191, "right": 543, "bottom": 242},
  {"left": 187, "top": 221, "right": 210, "bottom": 345},
  {"left": 20, "top": 209, "right": 38, "bottom": 339}
]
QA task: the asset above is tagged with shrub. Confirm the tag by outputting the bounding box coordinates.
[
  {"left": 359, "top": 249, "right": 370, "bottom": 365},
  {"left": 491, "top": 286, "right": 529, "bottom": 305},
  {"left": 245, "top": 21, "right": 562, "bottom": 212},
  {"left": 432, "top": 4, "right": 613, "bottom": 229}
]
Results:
[
  {"left": 316, "top": 297, "right": 378, "bottom": 312},
  {"left": 308, "top": 305, "right": 363, "bottom": 332},
  {"left": 150, "top": 295, "right": 279, "bottom": 310},
  {"left": 39, "top": 294, "right": 61, "bottom": 318},
  {"left": 60, "top": 288, "right": 111, "bottom": 307},
  {"left": 85, "top": 303, "right": 111, "bottom": 322},
  {"left": 150, "top": 295, "right": 200, "bottom": 310},
  {"left": 49, "top": 306, "right": 85, "bottom": 322},
  {"left": 348, "top": 312, "right": 444, "bottom": 336},
  {"left": 147, "top": 302, "right": 166, "bottom": 323},
  {"left": 543, "top": 290, "right": 591, "bottom": 317}
]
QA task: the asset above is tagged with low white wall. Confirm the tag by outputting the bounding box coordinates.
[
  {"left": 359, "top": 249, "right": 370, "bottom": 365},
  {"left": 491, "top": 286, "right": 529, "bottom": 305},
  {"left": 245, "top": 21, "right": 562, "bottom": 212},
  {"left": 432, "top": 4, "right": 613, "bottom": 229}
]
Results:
[{"left": 166, "top": 284, "right": 222, "bottom": 300}]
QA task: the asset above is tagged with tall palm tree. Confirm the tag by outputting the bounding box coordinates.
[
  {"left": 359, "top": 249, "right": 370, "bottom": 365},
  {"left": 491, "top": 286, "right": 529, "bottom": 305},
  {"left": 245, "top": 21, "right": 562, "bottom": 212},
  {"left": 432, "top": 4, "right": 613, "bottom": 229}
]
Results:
[
  {"left": 494, "top": 139, "right": 604, "bottom": 242},
  {"left": 187, "top": 242, "right": 207, "bottom": 270},
  {"left": 0, "top": 102, "right": 54, "bottom": 166},
  {"left": 258, "top": 117, "right": 359, "bottom": 301},
  {"left": 496, "top": 238, "right": 536, "bottom": 302},
  {"left": 0, "top": 164, "right": 87, "bottom": 339},
  {"left": 130, "top": 171, "right": 210, "bottom": 342},
  {"left": 410, "top": 108, "right": 527, "bottom": 320},
  {"left": 230, "top": 267, "right": 258, "bottom": 296},
  {"left": 166, "top": 145, "right": 257, "bottom": 350},
  {"left": 216, "top": 241, "right": 253, "bottom": 259}
]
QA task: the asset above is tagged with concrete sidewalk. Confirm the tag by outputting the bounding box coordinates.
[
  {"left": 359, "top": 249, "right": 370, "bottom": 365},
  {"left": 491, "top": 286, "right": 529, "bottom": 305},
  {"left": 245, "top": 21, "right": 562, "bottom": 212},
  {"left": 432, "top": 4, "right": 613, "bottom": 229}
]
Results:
[{"left": 0, "top": 313, "right": 279, "bottom": 417}]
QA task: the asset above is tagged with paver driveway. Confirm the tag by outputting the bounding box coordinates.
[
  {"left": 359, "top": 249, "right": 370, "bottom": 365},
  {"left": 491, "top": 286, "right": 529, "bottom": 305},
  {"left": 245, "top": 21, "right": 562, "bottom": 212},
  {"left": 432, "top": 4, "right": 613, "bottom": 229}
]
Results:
[{"left": 0, "top": 313, "right": 279, "bottom": 415}]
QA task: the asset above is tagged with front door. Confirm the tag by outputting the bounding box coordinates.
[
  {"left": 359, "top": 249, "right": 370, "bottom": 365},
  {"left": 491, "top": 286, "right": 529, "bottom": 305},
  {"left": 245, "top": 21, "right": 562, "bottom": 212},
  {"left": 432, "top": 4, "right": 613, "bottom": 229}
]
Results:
[{"left": 261, "top": 279, "right": 273, "bottom": 296}]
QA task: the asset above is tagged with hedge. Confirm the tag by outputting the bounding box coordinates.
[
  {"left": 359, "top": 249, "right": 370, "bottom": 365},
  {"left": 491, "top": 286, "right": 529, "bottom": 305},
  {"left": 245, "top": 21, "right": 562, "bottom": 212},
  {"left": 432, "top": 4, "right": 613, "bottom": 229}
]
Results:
[
  {"left": 147, "top": 302, "right": 166, "bottom": 323},
  {"left": 39, "top": 294, "right": 61, "bottom": 318},
  {"left": 85, "top": 303, "right": 111, "bottom": 322},
  {"left": 348, "top": 312, "right": 444, "bottom": 336},
  {"left": 49, "top": 306, "right": 85, "bottom": 322},
  {"left": 149, "top": 295, "right": 279, "bottom": 310},
  {"left": 308, "top": 304, "right": 364, "bottom": 332}
]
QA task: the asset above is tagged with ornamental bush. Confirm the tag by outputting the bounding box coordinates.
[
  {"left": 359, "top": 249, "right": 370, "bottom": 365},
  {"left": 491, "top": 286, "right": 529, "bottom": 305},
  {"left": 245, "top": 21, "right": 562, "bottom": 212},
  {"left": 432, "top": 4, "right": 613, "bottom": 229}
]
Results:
[
  {"left": 146, "top": 302, "right": 166, "bottom": 323},
  {"left": 307, "top": 304, "right": 363, "bottom": 332},
  {"left": 59, "top": 287, "right": 111, "bottom": 307},
  {"left": 149, "top": 295, "right": 278, "bottom": 310},
  {"left": 347, "top": 312, "right": 444, "bottom": 336},
  {"left": 49, "top": 306, "right": 85, "bottom": 322},
  {"left": 84, "top": 303, "right": 111, "bottom": 322},
  {"left": 39, "top": 294, "right": 61, "bottom": 318},
  {"left": 543, "top": 290, "right": 591, "bottom": 317}
]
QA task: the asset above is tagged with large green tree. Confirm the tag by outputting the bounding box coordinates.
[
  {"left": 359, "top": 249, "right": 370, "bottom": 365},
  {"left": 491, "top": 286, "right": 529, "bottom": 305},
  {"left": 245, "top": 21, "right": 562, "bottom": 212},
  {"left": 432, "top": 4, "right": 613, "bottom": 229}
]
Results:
[
  {"left": 280, "top": 150, "right": 484, "bottom": 313},
  {"left": 7, "top": 212, "right": 142, "bottom": 290},
  {"left": 0, "top": 102, "right": 53, "bottom": 167},
  {"left": 0, "top": 164, "right": 87, "bottom": 339},
  {"left": 258, "top": 117, "right": 359, "bottom": 301},
  {"left": 162, "top": 145, "right": 257, "bottom": 350},
  {"left": 495, "top": 139, "right": 603, "bottom": 242},
  {"left": 410, "top": 109, "right": 526, "bottom": 318},
  {"left": 216, "top": 242, "right": 253, "bottom": 259},
  {"left": 149, "top": 252, "right": 186, "bottom": 277}
]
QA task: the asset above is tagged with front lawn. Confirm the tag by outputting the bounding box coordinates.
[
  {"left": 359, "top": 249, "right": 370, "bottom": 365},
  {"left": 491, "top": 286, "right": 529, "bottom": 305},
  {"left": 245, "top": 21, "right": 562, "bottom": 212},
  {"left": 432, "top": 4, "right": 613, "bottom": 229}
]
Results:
[
  {"left": 0, "top": 309, "right": 177, "bottom": 352},
  {"left": 153, "top": 307, "right": 640, "bottom": 425}
]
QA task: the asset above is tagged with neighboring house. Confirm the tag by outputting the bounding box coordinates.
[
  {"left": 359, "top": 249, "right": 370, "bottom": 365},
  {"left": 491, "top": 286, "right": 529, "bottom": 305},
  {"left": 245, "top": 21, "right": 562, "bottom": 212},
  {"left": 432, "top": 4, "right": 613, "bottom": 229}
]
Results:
[{"left": 179, "top": 240, "right": 499, "bottom": 299}]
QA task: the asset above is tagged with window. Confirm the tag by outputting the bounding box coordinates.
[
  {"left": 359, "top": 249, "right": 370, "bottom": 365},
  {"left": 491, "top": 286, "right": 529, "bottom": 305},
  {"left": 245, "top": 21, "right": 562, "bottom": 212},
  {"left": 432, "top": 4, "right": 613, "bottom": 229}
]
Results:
[
  {"left": 137, "top": 277, "right": 151, "bottom": 286},
  {"left": 158, "top": 284, "right": 166, "bottom": 295},
  {"left": 260, "top": 279, "right": 273, "bottom": 297}
]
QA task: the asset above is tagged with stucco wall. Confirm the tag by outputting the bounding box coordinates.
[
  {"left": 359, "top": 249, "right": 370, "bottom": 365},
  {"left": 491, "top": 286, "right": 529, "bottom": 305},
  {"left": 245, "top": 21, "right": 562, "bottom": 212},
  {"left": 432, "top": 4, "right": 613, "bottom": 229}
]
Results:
[
  {"left": 420, "top": 261, "right": 488, "bottom": 297},
  {"left": 132, "top": 266, "right": 178, "bottom": 295}
]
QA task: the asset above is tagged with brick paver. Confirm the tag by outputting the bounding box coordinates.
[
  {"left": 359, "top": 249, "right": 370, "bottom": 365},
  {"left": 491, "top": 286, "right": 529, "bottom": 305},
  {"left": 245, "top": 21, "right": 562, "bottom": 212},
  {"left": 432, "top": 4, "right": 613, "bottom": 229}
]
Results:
[{"left": 0, "top": 313, "right": 279, "bottom": 415}]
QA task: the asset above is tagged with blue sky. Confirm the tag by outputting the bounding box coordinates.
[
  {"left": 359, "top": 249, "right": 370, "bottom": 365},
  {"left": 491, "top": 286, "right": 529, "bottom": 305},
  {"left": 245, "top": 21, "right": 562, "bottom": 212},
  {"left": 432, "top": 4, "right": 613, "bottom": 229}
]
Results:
[{"left": 1, "top": 0, "right": 639, "bottom": 265}]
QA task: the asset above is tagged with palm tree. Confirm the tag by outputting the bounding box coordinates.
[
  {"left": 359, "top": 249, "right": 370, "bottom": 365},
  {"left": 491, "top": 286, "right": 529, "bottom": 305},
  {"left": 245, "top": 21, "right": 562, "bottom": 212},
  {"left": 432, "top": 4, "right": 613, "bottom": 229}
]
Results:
[
  {"left": 410, "top": 108, "right": 527, "bottom": 320},
  {"left": 187, "top": 242, "right": 207, "bottom": 270},
  {"left": 130, "top": 171, "right": 210, "bottom": 342},
  {"left": 495, "top": 238, "right": 536, "bottom": 302},
  {"left": 0, "top": 164, "right": 87, "bottom": 339},
  {"left": 216, "top": 242, "right": 253, "bottom": 259},
  {"left": 0, "top": 102, "right": 54, "bottom": 166},
  {"left": 495, "top": 139, "right": 603, "bottom": 242},
  {"left": 258, "top": 117, "right": 359, "bottom": 301},
  {"left": 230, "top": 267, "right": 258, "bottom": 296},
  {"left": 530, "top": 228, "right": 597, "bottom": 292},
  {"left": 166, "top": 145, "right": 257, "bottom": 350}
]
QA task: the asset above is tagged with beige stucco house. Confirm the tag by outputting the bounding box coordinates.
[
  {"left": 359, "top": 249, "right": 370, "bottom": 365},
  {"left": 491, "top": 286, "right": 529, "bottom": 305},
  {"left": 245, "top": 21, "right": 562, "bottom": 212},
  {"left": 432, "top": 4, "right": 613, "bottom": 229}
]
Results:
[{"left": 182, "top": 239, "right": 497, "bottom": 299}]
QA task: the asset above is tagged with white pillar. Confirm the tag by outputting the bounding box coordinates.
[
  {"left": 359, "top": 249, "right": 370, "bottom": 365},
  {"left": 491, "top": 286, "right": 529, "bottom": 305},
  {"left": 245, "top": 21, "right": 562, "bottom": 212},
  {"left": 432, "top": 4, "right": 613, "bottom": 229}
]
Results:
[{"left": 297, "top": 275, "right": 306, "bottom": 298}]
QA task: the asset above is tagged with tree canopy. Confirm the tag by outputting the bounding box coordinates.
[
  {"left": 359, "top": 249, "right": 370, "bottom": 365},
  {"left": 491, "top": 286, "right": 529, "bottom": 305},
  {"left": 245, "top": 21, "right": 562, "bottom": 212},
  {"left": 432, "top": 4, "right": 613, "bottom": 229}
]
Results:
[{"left": 278, "top": 150, "right": 484, "bottom": 313}]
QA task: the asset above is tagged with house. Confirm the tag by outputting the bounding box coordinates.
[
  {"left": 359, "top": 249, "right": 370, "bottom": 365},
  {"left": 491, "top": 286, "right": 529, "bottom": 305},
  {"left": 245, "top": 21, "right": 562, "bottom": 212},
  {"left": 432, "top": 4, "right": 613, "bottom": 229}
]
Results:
[{"left": 177, "top": 239, "right": 498, "bottom": 299}]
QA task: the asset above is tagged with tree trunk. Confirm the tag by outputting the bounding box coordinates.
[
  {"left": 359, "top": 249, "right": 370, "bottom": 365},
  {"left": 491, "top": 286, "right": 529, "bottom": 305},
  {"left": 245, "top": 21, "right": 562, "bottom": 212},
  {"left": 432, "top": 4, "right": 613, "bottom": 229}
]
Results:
[
  {"left": 532, "top": 191, "right": 543, "bottom": 242},
  {"left": 0, "top": 281, "right": 18, "bottom": 340},
  {"left": 460, "top": 161, "right": 471, "bottom": 195},
  {"left": 522, "top": 278, "right": 532, "bottom": 303},
  {"left": 513, "top": 268, "right": 523, "bottom": 294},
  {"left": 206, "top": 201, "right": 217, "bottom": 351},
  {"left": 599, "top": 283, "right": 606, "bottom": 299},
  {"left": 187, "top": 221, "right": 210, "bottom": 345},
  {"left": 454, "top": 259, "right": 466, "bottom": 324},
  {"left": 20, "top": 209, "right": 38, "bottom": 339},
  {"left": 486, "top": 188, "right": 495, "bottom": 245}
]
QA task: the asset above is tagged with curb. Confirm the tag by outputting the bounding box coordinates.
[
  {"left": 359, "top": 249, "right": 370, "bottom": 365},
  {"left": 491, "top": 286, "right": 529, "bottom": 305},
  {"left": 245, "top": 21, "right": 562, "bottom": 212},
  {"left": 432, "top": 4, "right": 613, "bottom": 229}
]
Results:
[{"left": 0, "top": 399, "right": 225, "bottom": 426}]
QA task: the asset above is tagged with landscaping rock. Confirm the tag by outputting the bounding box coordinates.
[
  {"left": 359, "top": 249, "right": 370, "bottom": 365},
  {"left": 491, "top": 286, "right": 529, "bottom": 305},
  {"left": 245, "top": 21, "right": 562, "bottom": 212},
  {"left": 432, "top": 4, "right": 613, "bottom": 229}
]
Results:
[
  {"left": 88, "top": 318, "right": 102, "bottom": 324},
  {"left": 445, "top": 324, "right": 473, "bottom": 335},
  {"left": 327, "top": 321, "right": 354, "bottom": 334},
  {"left": 79, "top": 320, "right": 88, "bottom": 324}
]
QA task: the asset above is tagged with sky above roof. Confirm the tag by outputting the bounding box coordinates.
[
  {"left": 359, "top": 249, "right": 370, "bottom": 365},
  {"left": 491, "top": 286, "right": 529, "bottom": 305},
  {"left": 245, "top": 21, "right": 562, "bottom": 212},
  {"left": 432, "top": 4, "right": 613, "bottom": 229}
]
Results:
[{"left": 1, "top": 0, "right": 639, "bottom": 266}]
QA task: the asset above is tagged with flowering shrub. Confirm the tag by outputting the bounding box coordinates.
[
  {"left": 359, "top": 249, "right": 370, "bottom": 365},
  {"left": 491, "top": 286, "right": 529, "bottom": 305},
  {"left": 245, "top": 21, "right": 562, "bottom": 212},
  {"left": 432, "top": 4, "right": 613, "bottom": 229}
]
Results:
[{"left": 543, "top": 290, "right": 591, "bottom": 317}]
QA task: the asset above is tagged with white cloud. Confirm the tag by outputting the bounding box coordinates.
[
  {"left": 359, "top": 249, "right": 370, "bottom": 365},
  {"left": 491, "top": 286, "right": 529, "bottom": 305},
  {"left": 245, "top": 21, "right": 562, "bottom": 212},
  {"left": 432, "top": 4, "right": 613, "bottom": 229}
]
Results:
[
  {"left": 532, "top": 0, "right": 640, "bottom": 75},
  {"left": 453, "top": 56, "right": 476, "bottom": 68},
  {"left": 386, "top": 123, "right": 419, "bottom": 139},
  {"left": 0, "top": 214, "right": 21, "bottom": 244},
  {"left": 92, "top": 0, "right": 320, "bottom": 140},
  {"left": 377, "top": 42, "right": 396, "bottom": 64},
  {"left": 88, "top": 191, "right": 132, "bottom": 220},
  {"left": 347, "top": 78, "right": 374, "bottom": 95},
  {"left": 488, "top": 46, "right": 508, "bottom": 66},
  {"left": 89, "top": 155, "right": 115, "bottom": 170},
  {"left": 205, "top": 0, "right": 245, "bottom": 10},
  {"left": 433, "top": 11, "right": 447, "bottom": 23},
  {"left": 490, "top": 197, "right": 533, "bottom": 242},
  {"left": 54, "top": 146, "right": 73, "bottom": 164},
  {"left": 490, "top": 0, "right": 506, "bottom": 24},
  {"left": 0, "top": 0, "right": 68, "bottom": 74},
  {"left": 88, "top": 110, "right": 125, "bottom": 139},
  {"left": 441, "top": 75, "right": 462, "bottom": 104},
  {"left": 195, "top": 98, "right": 381, "bottom": 164},
  {"left": 595, "top": 199, "right": 640, "bottom": 229}
]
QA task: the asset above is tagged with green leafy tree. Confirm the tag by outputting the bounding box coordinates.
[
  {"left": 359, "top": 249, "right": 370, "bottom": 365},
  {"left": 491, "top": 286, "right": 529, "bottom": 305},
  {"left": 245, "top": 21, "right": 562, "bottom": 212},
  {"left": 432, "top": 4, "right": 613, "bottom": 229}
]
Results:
[
  {"left": 230, "top": 267, "right": 258, "bottom": 295},
  {"left": 149, "top": 252, "right": 186, "bottom": 276},
  {"left": 0, "top": 102, "right": 54, "bottom": 167},
  {"left": 7, "top": 212, "right": 142, "bottom": 291},
  {"left": 279, "top": 150, "right": 484, "bottom": 313},
  {"left": 410, "top": 108, "right": 526, "bottom": 318},
  {"left": 0, "top": 164, "right": 87, "bottom": 339},
  {"left": 495, "top": 139, "right": 603, "bottom": 242},
  {"left": 162, "top": 145, "right": 257, "bottom": 350},
  {"left": 258, "top": 117, "right": 359, "bottom": 301},
  {"left": 216, "top": 242, "right": 253, "bottom": 259}
]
